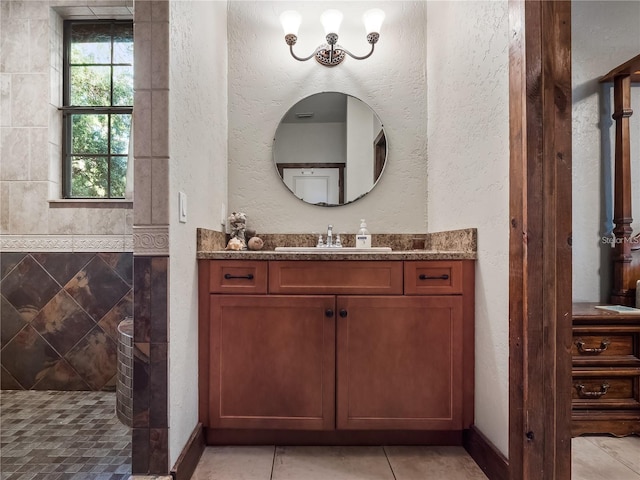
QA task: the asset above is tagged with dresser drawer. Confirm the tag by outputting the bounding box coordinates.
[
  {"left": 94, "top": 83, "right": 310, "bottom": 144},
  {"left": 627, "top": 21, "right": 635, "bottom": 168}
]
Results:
[
  {"left": 572, "top": 327, "right": 640, "bottom": 367},
  {"left": 208, "top": 261, "right": 268, "bottom": 294},
  {"left": 404, "top": 261, "right": 463, "bottom": 295},
  {"left": 572, "top": 369, "right": 640, "bottom": 410},
  {"left": 269, "top": 261, "right": 403, "bottom": 295}
]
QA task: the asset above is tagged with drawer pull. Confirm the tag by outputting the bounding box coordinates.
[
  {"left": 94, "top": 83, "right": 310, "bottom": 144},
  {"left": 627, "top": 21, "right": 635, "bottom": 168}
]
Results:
[
  {"left": 575, "top": 339, "right": 610, "bottom": 355},
  {"left": 224, "top": 273, "right": 254, "bottom": 280},
  {"left": 575, "top": 383, "right": 610, "bottom": 399},
  {"left": 325, "top": 309, "right": 334, "bottom": 318},
  {"left": 418, "top": 274, "right": 449, "bottom": 280},
  {"left": 339, "top": 309, "right": 348, "bottom": 318}
]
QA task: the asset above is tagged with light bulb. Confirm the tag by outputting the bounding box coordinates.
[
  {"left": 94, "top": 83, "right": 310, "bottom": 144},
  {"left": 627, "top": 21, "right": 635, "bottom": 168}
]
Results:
[
  {"left": 362, "top": 8, "right": 385, "bottom": 34},
  {"left": 320, "top": 9, "right": 343, "bottom": 35},
  {"left": 280, "top": 10, "right": 301, "bottom": 36}
]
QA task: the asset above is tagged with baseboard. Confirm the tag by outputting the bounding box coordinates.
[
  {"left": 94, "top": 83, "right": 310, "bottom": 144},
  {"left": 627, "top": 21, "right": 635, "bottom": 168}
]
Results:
[
  {"left": 170, "top": 423, "right": 205, "bottom": 480},
  {"left": 463, "top": 426, "right": 509, "bottom": 480}
]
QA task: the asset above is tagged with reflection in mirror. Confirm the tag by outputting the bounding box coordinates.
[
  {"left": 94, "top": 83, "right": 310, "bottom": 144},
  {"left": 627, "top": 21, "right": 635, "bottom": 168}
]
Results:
[{"left": 273, "top": 92, "right": 387, "bottom": 206}]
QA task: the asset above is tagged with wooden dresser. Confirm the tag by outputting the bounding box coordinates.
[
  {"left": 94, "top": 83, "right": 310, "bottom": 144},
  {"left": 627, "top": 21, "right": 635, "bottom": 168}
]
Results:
[
  {"left": 571, "top": 302, "right": 640, "bottom": 436},
  {"left": 198, "top": 258, "right": 475, "bottom": 445}
]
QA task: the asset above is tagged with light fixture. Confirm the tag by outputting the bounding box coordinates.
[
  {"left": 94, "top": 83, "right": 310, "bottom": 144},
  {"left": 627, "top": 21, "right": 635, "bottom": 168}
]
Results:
[{"left": 280, "top": 8, "right": 385, "bottom": 67}]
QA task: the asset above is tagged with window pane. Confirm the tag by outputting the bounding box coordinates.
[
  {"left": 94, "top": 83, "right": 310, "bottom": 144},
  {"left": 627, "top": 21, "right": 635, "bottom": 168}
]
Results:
[
  {"left": 113, "top": 23, "right": 134, "bottom": 64},
  {"left": 113, "top": 66, "right": 133, "bottom": 106},
  {"left": 64, "top": 20, "right": 133, "bottom": 199},
  {"left": 70, "top": 23, "right": 112, "bottom": 64},
  {"left": 110, "top": 114, "right": 131, "bottom": 154},
  {"left": 70, "top": 66, "right": 111, "bottom": 106},
  {"left": 110, "top": 156, "right": 128, "bottom": 198},
  {"left": 71, "top": 114, "right": 108, "bottom": 154},
  {"left": 70, "top": 156, "right": 108, "bottom": 198}
]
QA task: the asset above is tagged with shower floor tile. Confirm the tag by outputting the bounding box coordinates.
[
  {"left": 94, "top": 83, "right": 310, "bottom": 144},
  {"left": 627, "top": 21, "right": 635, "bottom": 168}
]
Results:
[{"left": 0, "top": 390, "right": 131, "bottom": 480}]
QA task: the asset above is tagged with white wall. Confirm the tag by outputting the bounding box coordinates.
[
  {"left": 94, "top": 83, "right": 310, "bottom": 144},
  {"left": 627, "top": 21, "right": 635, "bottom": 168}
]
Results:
[
  {"left": 168, "top": 0, "right": 228, "bottom": 467},
  {"left": 227, "top": 1, "right": 428, "bottom": 235},
  {"left": 572, "top": 0, "right": 640, "bottom": 302},
  {"left": 275, "top": 123, "right": 346, "bottom": 165},
  {"left": 346, "top": 95, "right": 375, "bottom": 202},
  {"left": 426, "top": 1, "right": 510, "bottom": 456}
]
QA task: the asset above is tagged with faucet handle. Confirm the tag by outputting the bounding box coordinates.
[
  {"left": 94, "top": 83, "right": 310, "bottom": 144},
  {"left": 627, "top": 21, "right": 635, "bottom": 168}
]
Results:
[
  {"left": 316, "top": 233, "right": 324, "bottom": 247},
  {"left": 334, "top": 233, "right": 342, "bottom": 248}
]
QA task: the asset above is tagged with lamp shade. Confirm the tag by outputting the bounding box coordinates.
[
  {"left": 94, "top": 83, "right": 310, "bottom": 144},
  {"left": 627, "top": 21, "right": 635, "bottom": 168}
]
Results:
[
  {"left": 320, "top": 9, "right": 343, "bottom": 35},
  {"left": 362, "top": 8, "right": 385, "bottom": 34},
  {"left": 280, "top": 10, "right": 301, "bottom": 35}
]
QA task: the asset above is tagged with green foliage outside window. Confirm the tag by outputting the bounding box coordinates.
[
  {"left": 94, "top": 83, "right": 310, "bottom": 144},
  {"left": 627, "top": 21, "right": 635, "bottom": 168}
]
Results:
[{"left": 64, "top": 21, "right": 133, "bottom": 199}]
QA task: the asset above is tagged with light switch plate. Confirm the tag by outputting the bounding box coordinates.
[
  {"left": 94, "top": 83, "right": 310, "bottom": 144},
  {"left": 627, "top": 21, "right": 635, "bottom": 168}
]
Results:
[{"left": 178, "top": 192, "right": 187, "bottom": 223}]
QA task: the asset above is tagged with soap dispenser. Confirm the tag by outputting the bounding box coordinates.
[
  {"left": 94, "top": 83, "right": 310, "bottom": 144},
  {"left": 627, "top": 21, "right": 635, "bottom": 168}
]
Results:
[{"left": 356, "top": 219, "right": 372, "bottom": 248}]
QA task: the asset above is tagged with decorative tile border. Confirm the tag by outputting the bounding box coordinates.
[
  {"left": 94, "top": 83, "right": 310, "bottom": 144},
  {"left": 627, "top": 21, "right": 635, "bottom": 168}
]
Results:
[
  {"left": 133, "top": 226, "right": 169, "bottom": 256},
  {"left": 0, "top": 235, "right": 132, "bottom": 252}
]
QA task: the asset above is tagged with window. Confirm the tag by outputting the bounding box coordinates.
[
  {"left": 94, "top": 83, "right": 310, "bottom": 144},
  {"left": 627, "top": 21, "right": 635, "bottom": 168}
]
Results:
[{"left": 62, "top": 20, "right": 133, "bottom": 199}]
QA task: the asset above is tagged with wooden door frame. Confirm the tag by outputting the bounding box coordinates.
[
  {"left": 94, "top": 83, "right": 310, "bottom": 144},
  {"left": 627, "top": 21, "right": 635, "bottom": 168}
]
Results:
[{"left": 508, "top": 1, "right": 573, "bottom": 479}]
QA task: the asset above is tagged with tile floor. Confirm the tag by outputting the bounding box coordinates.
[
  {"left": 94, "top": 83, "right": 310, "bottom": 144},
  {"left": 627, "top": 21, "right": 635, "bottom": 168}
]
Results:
[
  {"left": 0, "top": 390, "right": 131, "bottom": 480},
  {"left": 1, "top": 390, "right": 639, "bottom": 480},
  {"left": 572, "top": 435, "right": 640, "bottom": 480},
  {"left": 191, "top": 445, "right": 489, "bottom": 480},
  {"left": 192, "top": 437, "right": 640, "bottom": 480}
]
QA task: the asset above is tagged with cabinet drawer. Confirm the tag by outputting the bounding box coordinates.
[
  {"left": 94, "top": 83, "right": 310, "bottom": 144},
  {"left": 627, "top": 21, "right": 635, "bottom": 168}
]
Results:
[
  {"left": 572, "top": 330, "right": 640, "bottom": 366},
  {"left": 269, "top": 261, "right": 403, "bottom": 295},
  {"left": 572, "top": 369, "right": 640, "bottom": 410},
  {"left": 404, "top": 261, "right": 463, "bottom": 295},
  {"left": 208, "top": 261, "right": 267, "bottom": 294}
]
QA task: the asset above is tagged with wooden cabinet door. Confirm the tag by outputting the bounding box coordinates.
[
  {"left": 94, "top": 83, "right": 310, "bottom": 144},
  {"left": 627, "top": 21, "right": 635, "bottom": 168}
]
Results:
[
  {"left": 336, "top": 295, "right": 464, "bottom": 430},
  {"left": 210, "top": 295, "right": 336, "bottom": 430}
]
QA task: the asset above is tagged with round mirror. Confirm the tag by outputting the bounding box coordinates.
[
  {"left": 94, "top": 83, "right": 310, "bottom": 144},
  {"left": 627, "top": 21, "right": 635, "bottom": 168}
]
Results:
[{"left": 273, "top": 92, "right": 387, "bottom": 206}]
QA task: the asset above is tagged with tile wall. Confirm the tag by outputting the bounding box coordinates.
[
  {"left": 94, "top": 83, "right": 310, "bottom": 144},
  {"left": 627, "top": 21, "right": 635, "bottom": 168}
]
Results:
[{"left": 0, "top": 251, "right": 133, "bottom": 391}]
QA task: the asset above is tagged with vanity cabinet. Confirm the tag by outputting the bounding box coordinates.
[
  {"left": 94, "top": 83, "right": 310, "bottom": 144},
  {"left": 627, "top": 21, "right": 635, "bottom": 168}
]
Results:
[
  {"left": 209, "top": 294, "right": 336, "bottom": 430},
  {"left": 198, "top": 258, "right": 475, "bottom": 444},
  {"left": 571, "top": 302, "right": 640, "bottom": 436},
  {"left": 336, "top": 295, "right": 463, "bottom": 430}
]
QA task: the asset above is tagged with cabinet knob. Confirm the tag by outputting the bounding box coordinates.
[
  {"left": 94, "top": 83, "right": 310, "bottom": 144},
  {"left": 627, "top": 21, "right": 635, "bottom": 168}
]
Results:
[
  {"left": 339, "top": 309, "right": 348, "bottom": 318},
  {"left": 325, "top": 309, "right": 334, "bottom": 318}
]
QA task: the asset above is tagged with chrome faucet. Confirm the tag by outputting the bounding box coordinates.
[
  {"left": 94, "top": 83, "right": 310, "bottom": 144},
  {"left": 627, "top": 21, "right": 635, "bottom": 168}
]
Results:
[{"left": 326, "top": 224, "right": 333, "bottom": 247}]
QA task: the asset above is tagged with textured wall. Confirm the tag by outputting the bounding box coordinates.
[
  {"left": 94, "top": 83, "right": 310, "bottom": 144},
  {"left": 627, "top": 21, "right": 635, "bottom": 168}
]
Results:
[
  {"left": 227, "top": 1, "right": 427, "bottom": 235},
  {"left": 425, "top": 1, "right": 510, "bottom": 455},
  {"left": 168, "top": 0, "right": 228, "bottom": 468},
  {"left": 571, "top": 1, "right": 640, "bottom": 302}
]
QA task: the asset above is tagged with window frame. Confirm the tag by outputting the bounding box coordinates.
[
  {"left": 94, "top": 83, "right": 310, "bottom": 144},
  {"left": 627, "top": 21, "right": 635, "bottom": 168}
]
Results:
[{"left": 61, "top": 19, "right": 134, "bottom": 200}]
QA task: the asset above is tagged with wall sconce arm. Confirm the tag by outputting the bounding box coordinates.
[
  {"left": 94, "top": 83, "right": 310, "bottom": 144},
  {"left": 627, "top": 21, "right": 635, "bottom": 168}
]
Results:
[{"left": 342, "top": 33, "right": 379, "bottom": 61}]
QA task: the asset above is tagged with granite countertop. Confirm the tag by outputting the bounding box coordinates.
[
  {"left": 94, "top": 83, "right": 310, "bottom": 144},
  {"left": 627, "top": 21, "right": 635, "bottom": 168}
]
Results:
[{"left": 196, "top": 228, "right": 477, "bottom": 261}]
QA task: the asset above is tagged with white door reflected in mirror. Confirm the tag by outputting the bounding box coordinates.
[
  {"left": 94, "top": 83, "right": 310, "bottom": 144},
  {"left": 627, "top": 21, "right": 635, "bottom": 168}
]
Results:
[
  {"left": 283, "top": 168, "right": 340, "bottom": 205},
  {"left": 273, "top": 92, "right": 387, "bottom": 207}
]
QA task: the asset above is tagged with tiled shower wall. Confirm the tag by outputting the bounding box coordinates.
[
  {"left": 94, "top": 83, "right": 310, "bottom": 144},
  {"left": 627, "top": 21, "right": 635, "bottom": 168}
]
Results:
[{"left": 0, "top": 251, "right": 132, "bottom": 391}]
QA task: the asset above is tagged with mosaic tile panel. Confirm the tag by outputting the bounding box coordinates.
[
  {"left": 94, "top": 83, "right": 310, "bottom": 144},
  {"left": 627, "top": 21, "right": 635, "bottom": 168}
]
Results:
[
  {"left": 0, "top": 252, "right": 133, "bottom": 391},
  {"left": 0, "top": 390, "right": 131, "bottom": 479}
]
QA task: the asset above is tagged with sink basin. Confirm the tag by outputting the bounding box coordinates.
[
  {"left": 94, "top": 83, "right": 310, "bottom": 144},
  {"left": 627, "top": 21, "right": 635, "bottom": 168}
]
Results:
[{"left": 274, "top": 246, "right": 392, "bottom": 253}]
